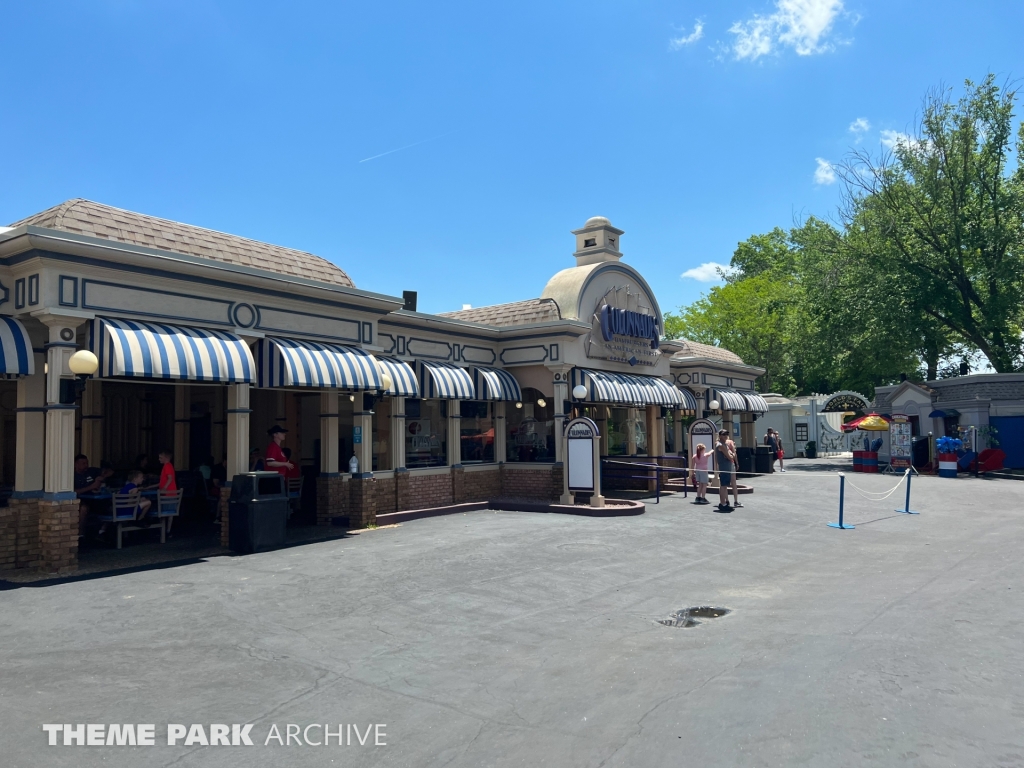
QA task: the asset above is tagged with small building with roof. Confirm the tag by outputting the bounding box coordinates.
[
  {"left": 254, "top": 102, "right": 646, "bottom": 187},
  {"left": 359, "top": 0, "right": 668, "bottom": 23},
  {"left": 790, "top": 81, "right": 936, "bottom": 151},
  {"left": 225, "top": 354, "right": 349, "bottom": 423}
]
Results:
[{"left": 0, "top": 204, "right": 764, "bottom": 572}]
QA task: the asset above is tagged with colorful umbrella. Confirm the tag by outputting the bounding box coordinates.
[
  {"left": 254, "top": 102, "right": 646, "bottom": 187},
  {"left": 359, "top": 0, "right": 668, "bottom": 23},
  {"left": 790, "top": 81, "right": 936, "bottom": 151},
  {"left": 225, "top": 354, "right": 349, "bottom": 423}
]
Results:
[{"left": 841, "top": 413, "right": 891, "bottom": 432}]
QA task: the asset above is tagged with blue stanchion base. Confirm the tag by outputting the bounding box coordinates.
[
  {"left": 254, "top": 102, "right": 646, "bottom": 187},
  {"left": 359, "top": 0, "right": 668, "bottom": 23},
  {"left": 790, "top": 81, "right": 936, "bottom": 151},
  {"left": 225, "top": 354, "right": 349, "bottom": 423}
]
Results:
[
  {"left": 894, "top": 509, "right": 920, "bottom": 515},
  {"left": 827, "top": 521, "right": 855, "bottom": 529}
]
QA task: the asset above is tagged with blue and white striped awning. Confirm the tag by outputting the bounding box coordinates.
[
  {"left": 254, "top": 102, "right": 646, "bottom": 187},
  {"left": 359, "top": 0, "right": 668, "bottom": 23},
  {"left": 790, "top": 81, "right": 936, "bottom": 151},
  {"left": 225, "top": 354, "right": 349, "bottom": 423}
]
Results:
[
  {"left": 743, "top": 392, "right": 769, "bottom": 414},
  {"left": 376, "top": 356, "right": 419, "bottom": 397},
  {"left": 257, "top": 337, "right": 381, "bottom": 389},
  {"left": 713, "top": 388, "right": 750, "bottom": 412},
  {"left": 92, "top": 318, "right": 255, "bottom": 383},
  {"left": 570, "top": 368, "right": 696, "bottom": 409},
  {"left": 415, "top": 360, "right": 475, "bottom": 399},
  {"left": 0, "top": 316, "right": 34, "bottom": 378},
  {"left": 472, "top": 366, "right": 522, "bottom": 402}
]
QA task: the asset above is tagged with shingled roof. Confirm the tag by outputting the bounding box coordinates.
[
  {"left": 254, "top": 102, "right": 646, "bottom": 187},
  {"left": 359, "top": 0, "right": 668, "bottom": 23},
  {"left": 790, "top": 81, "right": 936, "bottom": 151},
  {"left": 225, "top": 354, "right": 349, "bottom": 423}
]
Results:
[
  {"left": 671, "top": 339, "right": 746, "bottom": 365},
  {"left": 10, "top": 199, "right": 355, "bottom": 288},
  {"left": 438, "top": 298, "right": 562, "bottom": 327}
]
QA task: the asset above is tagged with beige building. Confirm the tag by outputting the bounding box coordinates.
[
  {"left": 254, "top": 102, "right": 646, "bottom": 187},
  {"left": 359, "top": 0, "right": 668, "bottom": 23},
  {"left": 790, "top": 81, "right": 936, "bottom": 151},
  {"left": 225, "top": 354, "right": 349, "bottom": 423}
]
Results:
[{"left": 0, "top": 202, "right": 763, "bottom": 572}]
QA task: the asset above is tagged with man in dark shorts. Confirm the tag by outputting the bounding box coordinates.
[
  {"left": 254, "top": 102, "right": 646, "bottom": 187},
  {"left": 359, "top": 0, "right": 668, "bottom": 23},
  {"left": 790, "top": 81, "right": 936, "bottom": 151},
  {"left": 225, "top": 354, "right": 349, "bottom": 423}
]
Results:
[{"left": 714, "top": 430, "right": 735, "bottom": 512}]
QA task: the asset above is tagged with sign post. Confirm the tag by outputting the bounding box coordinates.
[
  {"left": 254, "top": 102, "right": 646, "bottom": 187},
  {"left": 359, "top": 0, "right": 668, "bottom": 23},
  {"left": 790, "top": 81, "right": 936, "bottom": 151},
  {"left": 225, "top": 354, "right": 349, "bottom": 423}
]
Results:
[
  {"left": 688, "top": 419, "right": 718, "bottom": 488},
  {"left": 562, "top": 416, "right": 604, "bottom": 507},
  {"left": 886, "top": 414, "right": 915, "bottom": 474}
]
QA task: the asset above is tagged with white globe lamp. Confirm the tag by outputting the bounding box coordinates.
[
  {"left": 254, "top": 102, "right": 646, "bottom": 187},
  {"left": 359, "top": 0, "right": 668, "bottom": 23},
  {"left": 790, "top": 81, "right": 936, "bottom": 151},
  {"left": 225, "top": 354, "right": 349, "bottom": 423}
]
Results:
[
  {"left": 536, "top": 398, "right": 547, "bottom": 408},
  {"left": 709, "top": 399, "right": 721, "bottom": 411},
  {"left": 68, "top": 350, "right": 99, "bottom": 377},
  {"left": 572, "top": 385, "right": 588, "bottom": 399}
]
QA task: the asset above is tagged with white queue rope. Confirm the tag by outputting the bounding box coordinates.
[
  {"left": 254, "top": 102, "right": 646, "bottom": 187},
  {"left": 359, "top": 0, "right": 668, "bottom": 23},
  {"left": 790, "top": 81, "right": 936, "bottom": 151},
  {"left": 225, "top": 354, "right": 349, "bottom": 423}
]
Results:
[{"left": 843, "top": 469, "right": 909, "bottom": 501}]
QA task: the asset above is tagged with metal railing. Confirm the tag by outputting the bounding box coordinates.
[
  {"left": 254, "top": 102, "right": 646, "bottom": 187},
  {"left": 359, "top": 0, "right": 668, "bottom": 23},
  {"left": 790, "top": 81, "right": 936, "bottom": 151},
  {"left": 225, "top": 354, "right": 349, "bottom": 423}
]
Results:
[{"left": 599, "top": 457, "right": 690, "bottom": 504}]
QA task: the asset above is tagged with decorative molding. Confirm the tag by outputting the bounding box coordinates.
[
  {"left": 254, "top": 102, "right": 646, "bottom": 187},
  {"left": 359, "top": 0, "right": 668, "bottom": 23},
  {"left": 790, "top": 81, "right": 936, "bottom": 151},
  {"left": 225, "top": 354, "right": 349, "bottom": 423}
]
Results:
[
  {"left": 0, "top": 279, "right": 8, "bottom": 307},
  {"left": 378, "top": 333, "right": 397, "bottom": 354},
  {"left": 406, "top": 337, "right": 452, "bottom": 360},
  {"left": 549, "top": 343, "right": 559, "bottom": 362},
  {"left": 255, "top": 305, "right": 360, "bottom": 342},
  {"left": 14, "top": 278, "right": 25, "bottom": 309},
  {"left": 361, "top": 321, "right": 373, "bottom": 344},
  {"left": 58, "top": 276, "right": 79, "bottom": 307},
  {"left": 500, "top": 345, "right": 549, "bottom": 365},
  {"left": 27, "top": 274, "right": 39, "bottom": 306},
  {"left": 82, "top": 279, "right": 235, "bottom": 326},
  {"left": 231, "top": 302, "right": 257, "bottom": 328},
  {"left": 461, "top": 345, "right": 497, "bottom": 365}
]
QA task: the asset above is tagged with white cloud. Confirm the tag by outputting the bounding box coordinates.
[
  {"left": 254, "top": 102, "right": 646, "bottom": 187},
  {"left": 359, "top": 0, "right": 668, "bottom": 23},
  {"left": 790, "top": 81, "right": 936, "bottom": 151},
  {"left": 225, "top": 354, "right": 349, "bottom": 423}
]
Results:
[
  {"left": 670, "top": 20, "right": 704, "bottom": 50},
  {"left": 730, "top": 0, "right": 845, "bottom": 61},
  {"left": 849, "top": 117, "right": 870, "bottom": 134},
  {"left": 681, "top": 262, "right": 736, "bottom": 282},
  {"left": 880, "top": 129, "right": 912, "bottom": 150},
  {"left": 814, "top": 157, "right": 836, "bottom": 185}
]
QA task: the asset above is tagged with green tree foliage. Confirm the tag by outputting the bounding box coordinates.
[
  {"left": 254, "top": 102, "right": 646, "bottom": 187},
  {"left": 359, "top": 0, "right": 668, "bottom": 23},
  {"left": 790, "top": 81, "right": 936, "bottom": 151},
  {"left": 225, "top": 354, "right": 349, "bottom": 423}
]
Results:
[
  {"left": 666, "top": 75, "right": 1024, "bottom": 396},
  {"left": 837, "top": 75, "right": 1024, "bottom": 372}
]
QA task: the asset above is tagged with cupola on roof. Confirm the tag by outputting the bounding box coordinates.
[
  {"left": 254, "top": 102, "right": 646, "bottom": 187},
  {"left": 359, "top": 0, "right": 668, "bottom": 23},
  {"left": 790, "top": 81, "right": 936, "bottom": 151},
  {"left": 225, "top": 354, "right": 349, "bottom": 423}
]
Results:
[{"left": 10, "top": 199, "right": 355, "bottom": 288}]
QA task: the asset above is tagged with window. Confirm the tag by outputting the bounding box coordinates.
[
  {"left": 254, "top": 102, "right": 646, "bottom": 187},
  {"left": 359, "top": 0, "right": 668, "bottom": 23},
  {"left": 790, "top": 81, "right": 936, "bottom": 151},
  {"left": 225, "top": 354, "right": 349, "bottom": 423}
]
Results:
[
  {"left": 584, "top": 238, "right": 596, "bottom": 247},
  {"left": 506, "top": 388, "right": 555, "bottom": 463},
  {"left": 460, "top": 401, "right": 494, "bottom": 464},
  {"left": 405, "top": 399, "right": 447, "bottom": 468},
  {"left": 605, "top": 408, "right": 646, "bottom": 456},
  {"left": 794, "top": 423, "right": 808, "bottom": 442}
]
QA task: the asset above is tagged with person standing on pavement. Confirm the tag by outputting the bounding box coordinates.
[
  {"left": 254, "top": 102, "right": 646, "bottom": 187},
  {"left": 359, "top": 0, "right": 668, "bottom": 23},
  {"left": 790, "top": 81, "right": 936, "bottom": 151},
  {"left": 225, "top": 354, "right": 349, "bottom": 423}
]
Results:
[
  {"left": 726, "top": 437, "right": 743, "bottom": 508},
  {"left": 691, "top": 443, "right": 710, "bottom": 504},
  {"left": 765, "top": 429, "right": 779, "bottom": 473},
  {"left": 714, "top": 430, "right": 735, "bottom": 512},
  {"left": 264, "top": 425, "right": 294, "bottom": 478}
]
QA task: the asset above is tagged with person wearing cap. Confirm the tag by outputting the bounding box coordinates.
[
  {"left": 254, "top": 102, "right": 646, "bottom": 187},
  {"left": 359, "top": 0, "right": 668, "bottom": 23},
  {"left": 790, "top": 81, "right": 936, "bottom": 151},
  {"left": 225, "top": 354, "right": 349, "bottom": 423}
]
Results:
[
  {"left": 714, "top": 429, "right": 735, "bottom": 512},
  {"left": 265, "top": 425, "right": 294, "bottom": 477}
]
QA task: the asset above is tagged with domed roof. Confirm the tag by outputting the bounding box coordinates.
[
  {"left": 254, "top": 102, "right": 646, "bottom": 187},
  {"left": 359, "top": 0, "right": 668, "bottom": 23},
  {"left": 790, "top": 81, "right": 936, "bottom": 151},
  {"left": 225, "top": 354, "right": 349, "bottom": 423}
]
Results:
[
  {"left": 10, "top": 199, "right": 355, "bottom": 288},
  {"left": 672, "top": 340, "right": 746, "bottom": 365},
  {"left": 583, "top": 216, "right": 612, "bottom": 228}
]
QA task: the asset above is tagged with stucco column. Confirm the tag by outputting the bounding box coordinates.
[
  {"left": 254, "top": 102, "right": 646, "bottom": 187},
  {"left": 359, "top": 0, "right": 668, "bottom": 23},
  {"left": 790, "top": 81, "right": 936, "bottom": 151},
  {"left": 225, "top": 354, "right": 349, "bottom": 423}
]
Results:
[
  {"left": 673, "top": 409, "right": 684, "bottom": 456},
  {"left": 740, "top": 413, "right": 755, "bottom": 448},
  {"left": 447, "top": 400, "right": 461, "bottom": 468},
  {"left": 494, "top": 401, "right": 507, "bottom": 464},
  {"left": 391, "top": 396, "right": 406, "bottom": 470},
  {"left": 14, "top": 351, "right": 46, "bottom": 496},
  {"left": 38, "top": 317, "right": 83, "bottom": 573},
  {"left": 174, "top": 384, "right": 190, "bottom": 470},
  {"left": 627, "top": 407, "right": 638, "bottom": 456},
  {"left": 226, "top": 384, "right": 250, "bottom": 479},
  {"left": 552, "top": 372, "right": 569, "bottom": 464},
  {"left": 79, "top": 379, "right": 103, "bottom": 463},
  {"left": 320, "top": 389, "right": 339, "bottom": 475},
  {"left": 646, "top": 406, "right": 660, "bottom": 457},
  {"left": 211, "top": 386, "right": 226, "bottom": 462},
  {"left": 354, "top": 400, "right": 373, "bottom": 475}
]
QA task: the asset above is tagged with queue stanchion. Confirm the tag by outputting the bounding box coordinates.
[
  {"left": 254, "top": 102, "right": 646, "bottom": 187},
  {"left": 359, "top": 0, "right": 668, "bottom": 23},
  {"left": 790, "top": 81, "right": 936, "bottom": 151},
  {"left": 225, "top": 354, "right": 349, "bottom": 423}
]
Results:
[
  {"left": 827, "top": 472, "right": 854, "bottom": 530},
  {"left": 894, "top": 468, "right": 920, "bottom": 515}
]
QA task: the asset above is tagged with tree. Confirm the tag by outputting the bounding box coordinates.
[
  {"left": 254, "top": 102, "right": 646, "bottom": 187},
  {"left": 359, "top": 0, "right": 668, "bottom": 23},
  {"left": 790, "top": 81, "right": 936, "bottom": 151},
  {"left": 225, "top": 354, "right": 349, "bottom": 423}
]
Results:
[{"left": 836, "top": 76, "right": 1024, "bottom": 372}]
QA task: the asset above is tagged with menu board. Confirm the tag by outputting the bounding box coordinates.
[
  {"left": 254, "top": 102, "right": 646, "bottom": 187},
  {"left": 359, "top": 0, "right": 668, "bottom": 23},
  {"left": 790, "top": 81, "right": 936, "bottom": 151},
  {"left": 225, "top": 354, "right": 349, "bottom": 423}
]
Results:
[{"left": 889, "top": 414, "right": 912, "bottom": 469}]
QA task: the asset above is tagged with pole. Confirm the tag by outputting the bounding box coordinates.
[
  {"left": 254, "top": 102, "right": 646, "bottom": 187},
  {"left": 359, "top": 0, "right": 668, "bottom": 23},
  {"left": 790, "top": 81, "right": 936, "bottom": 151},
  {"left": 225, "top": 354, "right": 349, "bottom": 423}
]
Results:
[
  {"left": 972, "top": 426, "right": 979, "bottom": 478},
  {"left": 895, "top": 468, "right": 920, "bottom": 514},
  {"left": 828, "top": 472, "right": 854, "bottom": 529}
]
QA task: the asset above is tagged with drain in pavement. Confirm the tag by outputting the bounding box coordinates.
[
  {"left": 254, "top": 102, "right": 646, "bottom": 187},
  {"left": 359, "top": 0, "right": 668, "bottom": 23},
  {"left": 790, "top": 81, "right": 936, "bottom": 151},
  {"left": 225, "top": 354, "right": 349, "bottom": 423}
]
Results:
[{"left": 657, "top": 606, "right": 731, "bottom": 628}]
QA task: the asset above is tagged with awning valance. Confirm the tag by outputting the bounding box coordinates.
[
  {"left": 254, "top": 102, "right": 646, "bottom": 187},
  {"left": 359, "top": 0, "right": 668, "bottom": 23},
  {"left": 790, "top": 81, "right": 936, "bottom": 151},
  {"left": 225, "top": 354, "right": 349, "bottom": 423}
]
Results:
[
  {"left": 257, "top": 337, "right": 381, "bottom": 389},
  {"left": 376, "top": 356, "right": 419, "bottom": 397},
  {"left": 0, "top": 316, "right": 34, "bottom": 378},
  {"left": 713, "top": 388, "right": 749, "bottom": 412},
  {"left": 472, "top": 366, "right": 522, "bottom": 402},
  {"left": 743, "top": 392, "right": 770, "bottom": 414},
  {"left": 416, "top": 361, "right": 475, "bottom": 399},
  {"left": 570, "top": 368, "right": 696, "bottom": 409},
  {"left": 92, "top": 318, "right": 255, "bottom": 383}
]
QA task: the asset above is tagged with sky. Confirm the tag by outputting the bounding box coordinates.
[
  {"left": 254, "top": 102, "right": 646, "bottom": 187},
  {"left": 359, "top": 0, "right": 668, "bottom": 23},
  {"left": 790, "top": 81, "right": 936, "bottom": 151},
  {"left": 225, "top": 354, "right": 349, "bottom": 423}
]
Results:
[{"left": 1, "top": 1, "right": 1022, "bottom": 315}]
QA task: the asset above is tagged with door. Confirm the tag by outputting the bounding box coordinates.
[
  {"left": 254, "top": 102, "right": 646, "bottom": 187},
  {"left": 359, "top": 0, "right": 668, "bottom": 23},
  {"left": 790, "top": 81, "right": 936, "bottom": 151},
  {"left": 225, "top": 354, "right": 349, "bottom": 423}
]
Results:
[{"left": 990, "top": 417, "right": 1024, "bottom": 469}]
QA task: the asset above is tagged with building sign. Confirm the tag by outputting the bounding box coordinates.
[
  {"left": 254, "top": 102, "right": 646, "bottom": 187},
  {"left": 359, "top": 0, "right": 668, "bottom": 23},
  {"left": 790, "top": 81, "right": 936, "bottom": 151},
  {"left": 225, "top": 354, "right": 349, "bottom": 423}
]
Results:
[
  {"left": 688, "top": 418, "right": 718, "bottom": 473},
  {"left": 889, "top": 414, "right": 912, "bottom": 469},
  {"left": 586, "top": 286, "right": 661, "bottom": 368},
  {"left": 821, "top": 391, "right": 869, "bottom": 413}
]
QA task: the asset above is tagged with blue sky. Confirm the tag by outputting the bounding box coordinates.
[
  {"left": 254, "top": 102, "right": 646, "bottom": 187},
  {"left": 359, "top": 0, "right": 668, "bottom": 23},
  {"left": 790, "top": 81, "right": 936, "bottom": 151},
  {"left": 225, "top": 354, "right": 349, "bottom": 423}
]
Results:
[{"left": 1, "top": 1, "right": 1021, "bottom": 315}]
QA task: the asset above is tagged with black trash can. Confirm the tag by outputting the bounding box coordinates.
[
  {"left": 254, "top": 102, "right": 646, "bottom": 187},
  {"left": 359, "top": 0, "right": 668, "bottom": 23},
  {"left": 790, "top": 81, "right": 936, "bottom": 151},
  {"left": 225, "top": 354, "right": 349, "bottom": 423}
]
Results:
[
  {"left": 754, "top": 446, "right": 773, "bottom": 475},
  {"left": 228, "top": 472, "right": 290, "bottom": 553},
  {"left": 736, "top": 447, "right": 754, "bottom": 474}
]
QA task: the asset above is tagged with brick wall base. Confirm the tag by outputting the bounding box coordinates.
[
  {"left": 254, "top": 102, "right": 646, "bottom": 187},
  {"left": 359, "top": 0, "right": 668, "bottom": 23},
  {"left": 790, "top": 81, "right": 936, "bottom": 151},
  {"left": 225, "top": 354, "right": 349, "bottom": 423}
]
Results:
[
  {"left": 349, "top": 477, "right": 377, "bottom": 528},
  {"left": 408, "top": 472, "right": 453, "bottom": 509},
  {"left": 0, "top": 504, "right": 16, "bottom": 570},
  {"left": 395, "top": 471, "right": 410, "bottom": 511},
  {"left": 38, "top": 499, "right": 79, "bottom": 574},
  {"left": 501, "top": 464, "right": 561, "bottom": 501},
  {"left": 12, "top": 498, "right": 41, "bottom": 570},
  {"left": 316, "top": 475, "right": 348, "bottom": 526}
]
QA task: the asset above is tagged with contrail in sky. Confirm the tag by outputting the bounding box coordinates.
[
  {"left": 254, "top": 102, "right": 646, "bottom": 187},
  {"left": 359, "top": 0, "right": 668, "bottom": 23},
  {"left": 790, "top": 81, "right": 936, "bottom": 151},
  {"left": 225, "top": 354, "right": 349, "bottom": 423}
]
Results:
[{"left": 358, "top": 130, "right": 457, "bottom": 163}]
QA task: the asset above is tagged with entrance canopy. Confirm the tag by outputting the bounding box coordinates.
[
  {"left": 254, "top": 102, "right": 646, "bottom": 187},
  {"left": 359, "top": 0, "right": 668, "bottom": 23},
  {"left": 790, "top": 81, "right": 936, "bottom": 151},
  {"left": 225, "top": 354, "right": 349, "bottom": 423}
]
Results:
[
  {"left": 92, "top": 318, "right": 255, "bottom": 383},
  {"left": 0, "top": 316, "right": 34, "bottom": 378},
  {"left": 416, "top": 360, "right": 475, "bottom": 399},
  {"left": 743, "top": 392, "right": 769, "bottom": 413},
  {"left": 472, "top": 366, "right": 523, "bottom": 401},
  {"left": 571, "top": 368, "right": 696, "bottom": 409},
  {"left": 256, "top": 337, "right": 381, "bottom": 389},
  {"left": 712, "top": 388, "right": 749, "bottom": 412}
]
